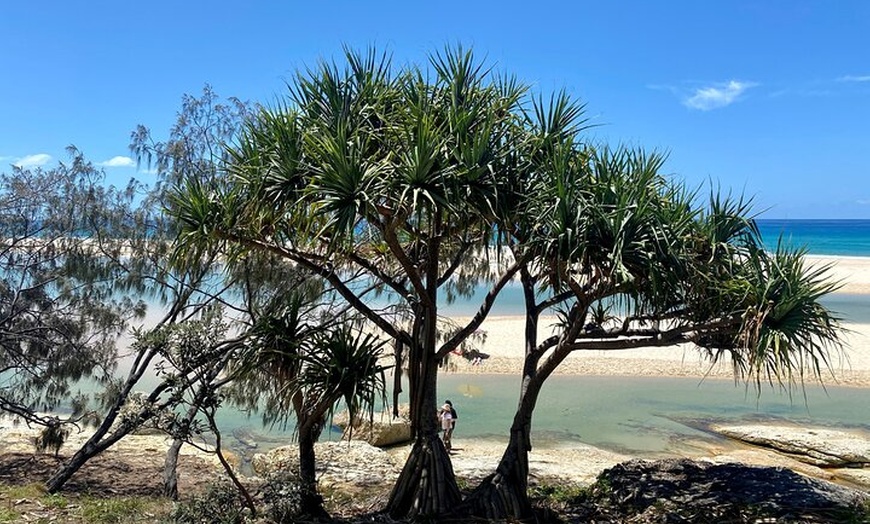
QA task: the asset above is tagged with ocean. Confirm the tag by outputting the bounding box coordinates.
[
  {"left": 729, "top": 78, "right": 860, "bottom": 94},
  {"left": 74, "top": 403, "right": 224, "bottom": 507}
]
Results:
[{"left": 757, "top": 219, "right": 870, "bottom": 257}]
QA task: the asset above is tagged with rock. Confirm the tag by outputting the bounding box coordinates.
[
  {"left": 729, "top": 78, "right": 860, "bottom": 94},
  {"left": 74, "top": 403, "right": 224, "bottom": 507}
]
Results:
[
  {"left": 251, "top": 441, "right": 402, "bottom": 486},
  {"left": 712, "top": 424, "right": 870, "bottom": 467},
  {"left": 231, "top": 427, "right": 258, "bottom": 449},
  {"left": 834, "top": 468, "right": 870, "bottom": 490},
  {"left": 579, "top": 458, "right": 868, "bottom": 522},
  {"left": 333, "top": 407, "right": 412, "bottom": 447}
]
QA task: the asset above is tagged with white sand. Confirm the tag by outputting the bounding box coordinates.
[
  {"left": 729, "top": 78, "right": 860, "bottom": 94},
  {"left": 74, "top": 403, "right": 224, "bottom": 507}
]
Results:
[
  {"left": 808, "top": 255, "right": 870, "bottom": 294},
  {"left": 446, "top": 255, "right": 870, "bottom": 387}
]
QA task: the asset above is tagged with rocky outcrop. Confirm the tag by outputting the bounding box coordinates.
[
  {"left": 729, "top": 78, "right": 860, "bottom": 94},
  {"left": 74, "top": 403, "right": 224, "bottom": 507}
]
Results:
[
  {"left": 333, "top": 407, "right": 412, "bottom": 447},
  {"left": 574, "top": 458, "right": 869, "bottom": 523},
  {"left": 251, "top": 441, "right": 402, "bottom": 486},
  {"left": 712, "top": 424, "right": 870, "bottom": 467}
]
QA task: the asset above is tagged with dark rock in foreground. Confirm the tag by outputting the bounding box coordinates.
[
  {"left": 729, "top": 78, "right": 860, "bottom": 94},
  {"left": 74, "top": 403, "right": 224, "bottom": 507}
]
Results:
[{"left": 568, "top": 458, "right": 869, "bottom": 523}]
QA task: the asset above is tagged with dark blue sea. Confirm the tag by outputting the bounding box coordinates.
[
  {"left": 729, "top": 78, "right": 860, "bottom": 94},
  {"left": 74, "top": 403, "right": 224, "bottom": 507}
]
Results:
[{"left": 757, "top": 219, "right": 870, "bottom": 257}]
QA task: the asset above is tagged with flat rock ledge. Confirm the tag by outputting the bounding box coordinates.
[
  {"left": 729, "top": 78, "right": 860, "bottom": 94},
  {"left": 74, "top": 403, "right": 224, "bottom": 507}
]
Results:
[
  {"left": 333, "top": 407, "right": 412, "bottom": 447},
  {"left": 575, "top": 458, "right": 869, "bottom": 523},
  {"left": 712, "top": 424, "right": 870, "bottom": 467},
  {"left": 251, "top": 441, "right": 402, "bottom": 487}
]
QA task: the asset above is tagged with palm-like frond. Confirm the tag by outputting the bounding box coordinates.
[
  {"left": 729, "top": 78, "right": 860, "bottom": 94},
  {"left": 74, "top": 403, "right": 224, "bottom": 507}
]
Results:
[
  {"left": 734, "top": 243, "right": 843, "bottom": 391},
  {"left": 298, "top": 328, "right": 390, "bottom": 429}
]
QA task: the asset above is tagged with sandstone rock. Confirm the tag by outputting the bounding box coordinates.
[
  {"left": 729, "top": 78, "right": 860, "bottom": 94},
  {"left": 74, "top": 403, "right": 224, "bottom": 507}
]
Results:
[
  {"left": 712, "top": 424, "right": 870, "bottom": 467},
  {"left": 333, "top": 406, "right": 412, "bottom": 447},
  {"left": 251, "top": 441, "right": 402, "bottom": 486},
  {"left": 833, "top": 467, "right": 870, "bottom": 490}
]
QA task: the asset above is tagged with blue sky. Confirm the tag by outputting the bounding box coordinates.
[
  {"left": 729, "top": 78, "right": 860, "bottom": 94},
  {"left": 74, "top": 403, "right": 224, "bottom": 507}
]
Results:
[{"left": 2, "top": 0, "right": 868, "bottom": 218}]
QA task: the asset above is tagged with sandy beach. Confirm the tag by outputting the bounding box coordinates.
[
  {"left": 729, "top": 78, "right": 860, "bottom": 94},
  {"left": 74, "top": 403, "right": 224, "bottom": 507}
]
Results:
[
  {"left": 447, "top": 255, "right": 870, "bottom": 387},
  {"left": 0, "top": 255, "right": 867, "bottom": 504}
]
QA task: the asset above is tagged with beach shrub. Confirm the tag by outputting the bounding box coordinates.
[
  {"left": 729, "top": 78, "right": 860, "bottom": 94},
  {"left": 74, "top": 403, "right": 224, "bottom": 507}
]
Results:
[
  {"left": 165, "top": 480, "right": 247, "bottom": 524},
  {"left": 259, "top": 469, "right": 310, "bottom": 523},
  {"left": 529, "top": 480, "right": 589, "bottom": 505},
  {"left": 79, "top": 496, "right": 160, "bottom": 523},
  {"left": 33, "top": 421, "right": 71, "bottom": 457}
]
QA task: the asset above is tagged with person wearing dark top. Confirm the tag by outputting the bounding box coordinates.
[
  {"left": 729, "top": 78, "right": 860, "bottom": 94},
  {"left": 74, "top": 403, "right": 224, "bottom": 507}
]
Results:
[{"left": 445, "top": 399, "right": 457, "bottom": 437}]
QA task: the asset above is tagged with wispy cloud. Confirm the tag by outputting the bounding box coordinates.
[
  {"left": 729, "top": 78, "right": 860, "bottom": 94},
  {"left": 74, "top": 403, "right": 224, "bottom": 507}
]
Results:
[
  {"left": 857, "top": 199, "right": 870, "bottom": 206},
  {"left": 683, "top": 81, "right": 757, "bottom": 111},
  {"left": 13, "top": 153, "right": 53, "bottom": 168},
  {"left": 98, "top": 155, "right": 136, "bottom": 168},
  {"left": 837, "top": 75, "right": 870, "bottom": 83}
]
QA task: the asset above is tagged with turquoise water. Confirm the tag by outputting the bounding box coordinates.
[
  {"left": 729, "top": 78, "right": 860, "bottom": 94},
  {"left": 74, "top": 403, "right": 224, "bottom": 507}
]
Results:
[
  {"left": 35, "top": 220, "right": 870, "bottom": 460},
  {"left": 217, "top": 374, "right": 869, "bottom": 458},
  {"left": 757, "top": 219, "right": 870, "bottom": 256},
  {"left": 438, "top": 374, "right": 870, "bottom": 454},
  {"left": 224, "top": 219, "right": 870, "bottom": 456}
]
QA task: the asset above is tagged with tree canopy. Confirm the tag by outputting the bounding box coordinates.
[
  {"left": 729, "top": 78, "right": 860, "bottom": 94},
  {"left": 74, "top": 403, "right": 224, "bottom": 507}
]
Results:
[{"left": 144, "top": 46, "right": 847, "bottom": 520}]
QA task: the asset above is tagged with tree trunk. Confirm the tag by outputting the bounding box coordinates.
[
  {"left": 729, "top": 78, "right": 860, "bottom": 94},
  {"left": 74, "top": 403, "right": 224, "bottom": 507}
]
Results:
[
  {"left": 162, "top": 438, "right": 184, "bottom": 499},
  {"left": 386, "top": 343, "right": 461, "bottom": 517},
  {"left": 297, "top": 425, "right": 328, "bottom": 519},
  {"left": 45, "top": 441, "right": 99, "bottom": 493},
  {"left": 456, "top": 265, "right": 547, "bottom": 520},
  {"left": 45, "top": 420, "right": 136, "bottom": 493},
  {"left": 387, "top": 229, "right": 463, "bottom": 518},
  {"left": 387, "top": 430, "right": 461, "bottom": 518},
  {"left": 458, "top": 424, "right": 532, "bottom": 519}
]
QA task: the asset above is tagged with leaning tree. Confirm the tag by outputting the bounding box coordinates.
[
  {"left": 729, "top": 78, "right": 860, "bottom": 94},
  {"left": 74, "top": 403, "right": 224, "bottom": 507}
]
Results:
[
  {"left": 460, "top": 104, "right": 844, "bottom": 518},
  {"left": 44, "top": 87, "right": 254, "bottom": 495},
  {"left": 170, "top": 47, "right": 529, "bottom": 517}
]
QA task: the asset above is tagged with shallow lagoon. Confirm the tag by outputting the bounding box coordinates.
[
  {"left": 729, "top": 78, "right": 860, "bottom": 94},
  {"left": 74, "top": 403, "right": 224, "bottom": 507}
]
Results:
[
  {"left": 218, "top": 373, "right": 869, "bottom": 458},
  {"left": 436, "top": 374, "right": 869, "bottom": 454}
]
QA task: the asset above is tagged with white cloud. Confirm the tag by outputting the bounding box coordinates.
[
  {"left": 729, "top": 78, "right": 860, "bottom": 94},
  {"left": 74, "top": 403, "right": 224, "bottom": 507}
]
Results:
[
  {"left": 837, "top": 75, "right": 870, "bottom": 83},
  {"left": 857, "top": 199, "right": 870, "bottom": 205},
  {"left": 683, "top": 80, "right": 757, "bottom": 111},
  {"left": 98, "top": 155, "right": 136, "bottom": 168},
  {"left": 13, "top": 153, "right": 53, "bottom": 168}
]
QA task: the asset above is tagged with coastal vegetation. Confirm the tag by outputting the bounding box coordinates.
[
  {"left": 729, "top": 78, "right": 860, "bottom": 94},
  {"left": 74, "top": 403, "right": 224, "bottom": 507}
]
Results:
[
  {"left": 170, "top": 46, "right": 845, "bottom": 520},
  {"left": 0, "top": 45, "right": 856, "bottom": 522}
]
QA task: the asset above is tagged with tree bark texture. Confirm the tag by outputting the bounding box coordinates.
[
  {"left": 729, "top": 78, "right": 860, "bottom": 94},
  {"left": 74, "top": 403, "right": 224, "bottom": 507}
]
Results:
[
  {"left": 162, "top": 438, "right": 184, "bottom": 499},
  {"left": 386, "top": 306, "right": 462, "bottom": 517},
  {"left": 297, "top": 425, "right": 328, "bottom": 519},
  {"left": 45, "top": 442, "right": 98, "bottom": 493},
  {"left": 457, "top": 426, "right": 532, "bottom": 520},
  {"left": 387, "top": 431, "right": 461, "bottom": 518}
]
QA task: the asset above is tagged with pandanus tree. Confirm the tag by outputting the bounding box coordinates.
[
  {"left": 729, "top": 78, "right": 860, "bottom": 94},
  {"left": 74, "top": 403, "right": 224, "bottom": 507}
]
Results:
[
  {"left": 170, "top": 47, "right": 529, "bottom": 517},
  {"left": 170, "top": 46, "right": 845, "bottom": 520},
  {"left": 461, "top": 105, "right": 844, "bottom": 518},
  {"left": 228, "top": 276, "right": 389, "bottom": 518}
]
